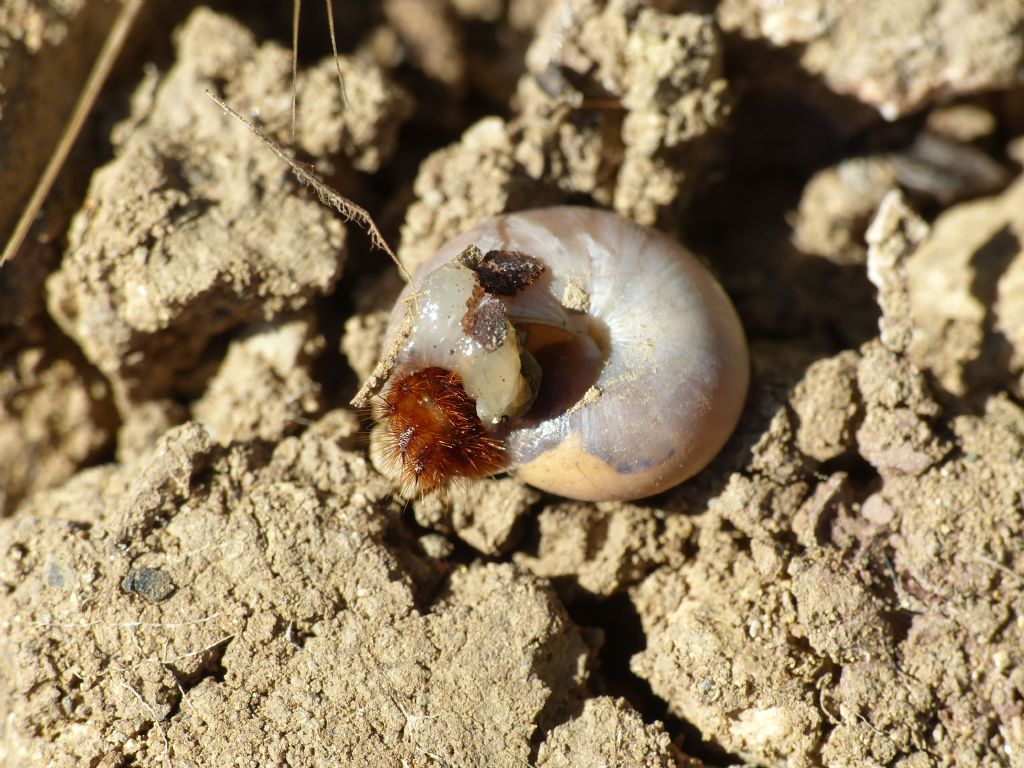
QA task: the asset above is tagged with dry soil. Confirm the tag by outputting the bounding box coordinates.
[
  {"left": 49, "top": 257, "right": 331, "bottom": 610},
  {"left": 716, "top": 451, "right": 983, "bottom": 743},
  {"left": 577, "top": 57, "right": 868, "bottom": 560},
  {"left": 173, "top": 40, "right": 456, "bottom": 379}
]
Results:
[{"left": 2, "top": 1, "right": 1024, "bottom": 767}]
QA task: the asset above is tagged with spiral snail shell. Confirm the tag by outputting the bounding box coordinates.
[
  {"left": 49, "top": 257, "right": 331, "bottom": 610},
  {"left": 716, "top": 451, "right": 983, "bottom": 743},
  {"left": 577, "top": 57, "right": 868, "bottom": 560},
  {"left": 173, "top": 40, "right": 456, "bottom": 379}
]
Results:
[{"left": 355, "top": 206, "right": 749, "bottom": 502}]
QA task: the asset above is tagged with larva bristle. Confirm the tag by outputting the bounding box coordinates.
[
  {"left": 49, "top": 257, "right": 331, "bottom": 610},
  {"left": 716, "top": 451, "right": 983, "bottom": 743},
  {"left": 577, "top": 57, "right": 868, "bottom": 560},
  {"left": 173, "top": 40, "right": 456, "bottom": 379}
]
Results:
[{"left": 375, "top": 367, "right": 506, "bottom": 493}]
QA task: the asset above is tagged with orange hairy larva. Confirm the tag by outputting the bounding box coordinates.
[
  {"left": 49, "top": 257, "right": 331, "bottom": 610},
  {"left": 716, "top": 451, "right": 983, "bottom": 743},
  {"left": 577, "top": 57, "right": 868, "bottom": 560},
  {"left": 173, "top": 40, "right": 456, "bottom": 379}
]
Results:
[
  {"left": 374, "top": 367, "right": 505, "bottom": 493},
  {"left": 357, "top": 206, "right": 749, "bottom": 502}
]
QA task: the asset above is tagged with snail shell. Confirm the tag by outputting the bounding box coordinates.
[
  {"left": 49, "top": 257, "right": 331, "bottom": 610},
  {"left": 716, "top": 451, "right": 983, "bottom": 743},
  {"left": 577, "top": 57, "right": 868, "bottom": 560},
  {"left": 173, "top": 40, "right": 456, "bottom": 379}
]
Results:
[{"left": 358, "top": 206, "right": 749, "bottom": 502}]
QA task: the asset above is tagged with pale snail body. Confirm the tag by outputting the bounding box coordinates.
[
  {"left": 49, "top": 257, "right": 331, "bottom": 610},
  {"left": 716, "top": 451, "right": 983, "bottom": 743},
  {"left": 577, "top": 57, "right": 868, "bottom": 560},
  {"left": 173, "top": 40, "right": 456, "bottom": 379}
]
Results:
[{"left": 371, "top": 206, "right": 749, "bottom": 502}]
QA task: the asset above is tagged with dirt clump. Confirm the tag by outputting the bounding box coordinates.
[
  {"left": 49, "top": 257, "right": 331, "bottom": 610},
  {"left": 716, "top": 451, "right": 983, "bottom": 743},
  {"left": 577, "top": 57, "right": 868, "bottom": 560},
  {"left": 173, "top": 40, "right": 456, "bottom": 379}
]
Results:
[
  {"left": 718, "top": 0, "right": 1024, "bottom": 119},
  {"left": 631, "top": 338, "right": 1024, "bottom": 766},
  {"left": 793, "top": 157, "right": 900, "bottom": 267},
  {"left": 398, "top": 0, "right": 727, "bottom": 274},
  {"left": 536, "top": 696, "right": 685, "bottom": 767},
  {"left": 0, "top": 338, "right": 116, "bottom": 516},
  {"left": 414, "top": 476, "right": 541, "bottom": 555},
  {"left": 516, "top": 500, "right": 693, "bottom": 596},
  {"left": 45, "top": 8, "right": 409, "bottom": 414},
  {"left": 191, "top": 315, "right": 324, "bottom": 445},
  {"left": 0, "top": 419, "right": 589, "bottom": 766},
  {"left": 906, "top": 174, "right": 1024, "bottom": 399}
]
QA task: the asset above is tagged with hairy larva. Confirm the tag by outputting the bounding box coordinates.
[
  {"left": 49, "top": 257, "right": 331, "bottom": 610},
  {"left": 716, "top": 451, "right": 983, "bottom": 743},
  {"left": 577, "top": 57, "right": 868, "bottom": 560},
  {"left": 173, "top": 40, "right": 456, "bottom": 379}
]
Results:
[{"left": 354, "top": 206, "right": 749, "bottom": 502}]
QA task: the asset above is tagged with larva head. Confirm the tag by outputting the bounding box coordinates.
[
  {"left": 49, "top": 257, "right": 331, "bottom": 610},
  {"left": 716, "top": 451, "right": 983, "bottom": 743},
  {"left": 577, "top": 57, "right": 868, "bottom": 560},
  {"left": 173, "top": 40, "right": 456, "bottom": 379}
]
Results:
[{"left": 372, "top": 367, "right": 506, "bottom": 493}]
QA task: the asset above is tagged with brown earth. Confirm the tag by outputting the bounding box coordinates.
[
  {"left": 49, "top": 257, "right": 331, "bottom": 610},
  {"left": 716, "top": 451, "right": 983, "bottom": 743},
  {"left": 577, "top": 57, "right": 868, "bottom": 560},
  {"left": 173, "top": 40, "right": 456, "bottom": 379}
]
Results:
[{"left": 2, "top": 1, "right": 1024, "bottom": 766}]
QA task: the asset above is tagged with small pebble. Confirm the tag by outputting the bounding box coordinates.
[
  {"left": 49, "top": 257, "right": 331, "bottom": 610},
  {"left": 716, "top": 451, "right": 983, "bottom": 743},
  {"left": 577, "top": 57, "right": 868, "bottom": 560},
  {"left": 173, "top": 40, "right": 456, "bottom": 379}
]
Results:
[{"left": 121, "top": 567, "right": 175, "bottom": 603}]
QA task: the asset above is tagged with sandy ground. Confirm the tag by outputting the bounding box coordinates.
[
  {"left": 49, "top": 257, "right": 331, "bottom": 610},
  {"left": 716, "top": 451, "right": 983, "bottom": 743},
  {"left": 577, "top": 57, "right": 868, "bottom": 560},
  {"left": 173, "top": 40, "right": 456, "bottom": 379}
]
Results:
[{"left": 2, "top": 1, "right": 1024, "bottom": 766}]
